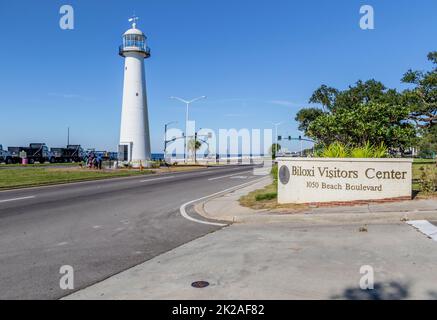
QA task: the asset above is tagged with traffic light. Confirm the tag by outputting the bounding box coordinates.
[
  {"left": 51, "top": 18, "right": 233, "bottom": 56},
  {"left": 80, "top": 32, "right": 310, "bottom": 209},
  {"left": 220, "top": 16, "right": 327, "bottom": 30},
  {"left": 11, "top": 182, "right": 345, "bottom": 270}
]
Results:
[{"left": 278, "top": 136, "right": 282, "bottom": 141}]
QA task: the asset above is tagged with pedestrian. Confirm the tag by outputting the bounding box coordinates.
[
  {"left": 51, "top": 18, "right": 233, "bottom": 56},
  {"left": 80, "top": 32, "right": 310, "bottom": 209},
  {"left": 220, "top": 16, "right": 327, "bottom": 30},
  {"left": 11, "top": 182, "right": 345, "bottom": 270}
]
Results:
[
  {"left": 97, "top": 154, "right": 103, "bottom": 170},
  {"left": 88, "top": 153, "right": 95, "bottom": 169}
]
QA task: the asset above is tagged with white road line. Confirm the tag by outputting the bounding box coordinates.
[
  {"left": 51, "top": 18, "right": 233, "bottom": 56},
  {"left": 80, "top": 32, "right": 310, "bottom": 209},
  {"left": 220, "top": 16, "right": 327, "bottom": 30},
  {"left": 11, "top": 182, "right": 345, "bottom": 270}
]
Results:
[
  {"left": 140, "top": 176, "right": 174, "bottom": 183},
  {"left": 141, "top": 168, "right": 252, "bottom": 183},
  {"left": 208, "top": 171, "right": 251, "bottom": 181},
  {"left": 179, "top": 176, "right": 269, "bottom": 227},
  {"left": 407, "top": 220, "right": 437, "bottom": 241},
  {"left": 141, "top": 170, "right": 222, "bottom": 183},
  {"left": 0, "top": 196, "right": 36, "bottom": 203}
]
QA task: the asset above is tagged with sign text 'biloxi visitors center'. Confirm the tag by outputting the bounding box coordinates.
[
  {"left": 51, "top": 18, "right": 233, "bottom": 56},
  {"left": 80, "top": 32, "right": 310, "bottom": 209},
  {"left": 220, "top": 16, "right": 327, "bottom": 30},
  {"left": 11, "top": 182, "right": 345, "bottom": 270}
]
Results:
[{"left": 278, "top": 158, "right": 413, "bottom": 204}]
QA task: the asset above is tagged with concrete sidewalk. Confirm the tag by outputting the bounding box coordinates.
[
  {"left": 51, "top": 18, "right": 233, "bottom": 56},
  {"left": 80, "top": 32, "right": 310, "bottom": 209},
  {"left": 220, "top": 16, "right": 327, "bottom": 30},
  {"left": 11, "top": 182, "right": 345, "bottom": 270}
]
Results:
[
  {"left": 200, "top": 177, "right": 437, "bottom": 225},
  {"left": 64, "top": 179, "right": 437, "bottom": 300},
  {"left": 65, "top": 222, "right": 437, "bottom": 300}
]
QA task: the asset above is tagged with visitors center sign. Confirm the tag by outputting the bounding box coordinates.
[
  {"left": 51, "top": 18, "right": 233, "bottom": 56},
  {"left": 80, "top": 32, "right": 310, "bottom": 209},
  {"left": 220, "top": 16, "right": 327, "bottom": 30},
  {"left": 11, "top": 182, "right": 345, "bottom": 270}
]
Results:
[{"left": 277, "top": 157, "right": 413, "bottom": 204}]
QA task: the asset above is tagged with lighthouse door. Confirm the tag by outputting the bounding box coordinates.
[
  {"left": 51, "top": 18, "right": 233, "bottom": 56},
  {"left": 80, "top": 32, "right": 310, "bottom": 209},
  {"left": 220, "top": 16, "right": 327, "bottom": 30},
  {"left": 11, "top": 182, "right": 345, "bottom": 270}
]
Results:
[{"left": 118, "top": 143, "right": 132, "bottom": 162}]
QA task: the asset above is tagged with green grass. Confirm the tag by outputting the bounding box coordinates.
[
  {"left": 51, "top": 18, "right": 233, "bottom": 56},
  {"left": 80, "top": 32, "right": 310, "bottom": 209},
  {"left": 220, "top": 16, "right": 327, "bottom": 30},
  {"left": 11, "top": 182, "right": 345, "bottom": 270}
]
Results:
[
  {"left": 413, "top": 158, "right": 437, "bottom": 165},
  {"left": 255, "top": 192, "right": 277, "bottom": 201},
  {"left": 0, "top": 168, "right": 153, "bottom": 189},
  {"left": 0, "top": 162, "right": 80, "bottom": 167},
  {"left": 239, "top": 182, "right": 278, "bottom": 209}
]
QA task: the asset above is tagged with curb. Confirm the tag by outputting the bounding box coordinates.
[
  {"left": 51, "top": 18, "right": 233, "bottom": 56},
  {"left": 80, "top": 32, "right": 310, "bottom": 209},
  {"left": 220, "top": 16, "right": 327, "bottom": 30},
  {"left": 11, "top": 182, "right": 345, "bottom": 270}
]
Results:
[
  {"left": 196, "top": 182, "right": 437, "bottom": 225},
  {"left": 179, "top": 175, "right": 270, "bottom": 227}
]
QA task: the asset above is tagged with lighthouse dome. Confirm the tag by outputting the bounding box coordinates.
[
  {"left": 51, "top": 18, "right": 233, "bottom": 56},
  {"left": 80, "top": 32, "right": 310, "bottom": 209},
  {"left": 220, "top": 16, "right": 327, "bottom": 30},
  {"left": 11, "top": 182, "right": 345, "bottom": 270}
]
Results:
[{"left": 123, "top": 28, "right": 145, "bottom": 37}]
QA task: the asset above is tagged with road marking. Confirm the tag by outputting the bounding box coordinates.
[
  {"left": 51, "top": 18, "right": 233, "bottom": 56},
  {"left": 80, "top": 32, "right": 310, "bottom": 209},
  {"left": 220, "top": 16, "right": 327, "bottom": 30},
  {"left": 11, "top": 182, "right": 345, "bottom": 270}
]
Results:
[
  {"left": 140, "top": 176, "right": 174, "bottom": 183},
  {"left": 208, "top": 171, "right": 251, "bottom": 181},
  {"left": 0, "top": 196, "right": 36, "bottom": 203},
  {"left": 180, "top": 176, "right": 270, "bottom": 227},
  {"left": 407, "top": 220, "right": 437, "bottom": 241},
  {"left": 141, "top": 168, "right": 252, "bottom": 183}
]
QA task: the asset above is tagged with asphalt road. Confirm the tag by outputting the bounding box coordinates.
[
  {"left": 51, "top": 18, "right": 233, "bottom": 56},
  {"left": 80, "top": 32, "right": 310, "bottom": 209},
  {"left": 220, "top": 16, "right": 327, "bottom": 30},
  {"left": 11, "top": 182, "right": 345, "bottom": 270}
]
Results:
[{"left": 0, "top": 165, "right": 264, "bottom": 299}]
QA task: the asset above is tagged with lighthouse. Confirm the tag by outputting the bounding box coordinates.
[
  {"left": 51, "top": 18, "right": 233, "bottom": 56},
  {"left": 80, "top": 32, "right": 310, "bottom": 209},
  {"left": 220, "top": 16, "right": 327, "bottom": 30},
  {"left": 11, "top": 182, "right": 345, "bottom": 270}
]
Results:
[{"left": 118, "top": 17, "right": 151, "bottom": 167}]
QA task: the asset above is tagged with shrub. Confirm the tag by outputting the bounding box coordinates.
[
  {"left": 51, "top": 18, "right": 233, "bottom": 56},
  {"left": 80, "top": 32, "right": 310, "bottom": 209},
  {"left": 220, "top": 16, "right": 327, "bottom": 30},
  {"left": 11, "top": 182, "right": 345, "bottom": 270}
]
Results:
[
  {"left": 317, "top": 141, "right": 388, "bottom": 158},
  {"left": 318, "top": 141, "right": 349, "bottom": 158},
  {"left": 255, "top": 192, "right": 277, "bottom": 201},
  {"left": 271, "top": 165, "right": 278, "bottom": 183},
  {"left": 350, "top": 141, "right": 374, "bottom": 158},
  {"left": 418, "top": 166, "right": 437, "bottom": 193},
  {"left": 350, "top": 142, "right": 388, "bottom": 158}
]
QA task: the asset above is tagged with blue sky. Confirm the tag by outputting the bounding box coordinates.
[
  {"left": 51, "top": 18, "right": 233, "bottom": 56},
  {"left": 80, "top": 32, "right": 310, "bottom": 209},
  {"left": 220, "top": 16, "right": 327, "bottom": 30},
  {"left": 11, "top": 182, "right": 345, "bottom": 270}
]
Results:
[{"left": 0, "top": 0, "right": 436, "bottom": 152}]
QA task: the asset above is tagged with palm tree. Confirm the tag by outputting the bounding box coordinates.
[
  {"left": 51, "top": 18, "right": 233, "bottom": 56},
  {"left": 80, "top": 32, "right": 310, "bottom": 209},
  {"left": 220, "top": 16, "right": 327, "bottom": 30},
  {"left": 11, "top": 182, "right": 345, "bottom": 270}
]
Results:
[
  {"left": 269, "top": 143, "right": 281, "bottom": 159},
  {"left": 188, "top": 139, "right": 202, "bottom": 162}
]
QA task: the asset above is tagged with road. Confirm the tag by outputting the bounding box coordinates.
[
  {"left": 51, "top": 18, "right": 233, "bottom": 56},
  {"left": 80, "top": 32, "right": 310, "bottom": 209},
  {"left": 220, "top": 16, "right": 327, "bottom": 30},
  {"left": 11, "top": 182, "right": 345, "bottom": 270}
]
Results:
[{"left": 0, "top": 165, "right": 264, "bottom": 299}]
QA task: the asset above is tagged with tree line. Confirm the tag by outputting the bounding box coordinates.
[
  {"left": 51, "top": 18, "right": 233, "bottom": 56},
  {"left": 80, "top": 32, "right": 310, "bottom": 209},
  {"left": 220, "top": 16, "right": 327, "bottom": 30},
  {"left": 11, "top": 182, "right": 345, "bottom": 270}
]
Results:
[{"left": 295, "top": 51, "right": 437, "bottom": 157}]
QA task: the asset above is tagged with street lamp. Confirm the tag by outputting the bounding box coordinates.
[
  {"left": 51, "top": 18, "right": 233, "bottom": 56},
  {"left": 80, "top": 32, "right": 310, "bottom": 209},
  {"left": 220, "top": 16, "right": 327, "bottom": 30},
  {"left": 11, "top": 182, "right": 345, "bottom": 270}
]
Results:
[
  {"left": 267, "top": 121, "right": 284, "bottom": 157},
  {"left": 169, "top": 96, "right": 207, "bottom": 163}
]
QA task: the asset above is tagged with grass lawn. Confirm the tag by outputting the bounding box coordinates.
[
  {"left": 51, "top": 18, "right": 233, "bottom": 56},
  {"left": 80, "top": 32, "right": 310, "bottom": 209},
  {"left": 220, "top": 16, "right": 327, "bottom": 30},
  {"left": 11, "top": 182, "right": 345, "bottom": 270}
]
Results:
[
  {"left": 239, "top": 165, "right": 308, "bottom": 211},
  {"left": 0, "top": 168, "right": 153, "bottom": 189},
  {"left": 239, "top": 181, "right": 308, "bottom": 211},
  {"left": 413, "top": 158, "right": 436, "bottom": 165},
  {"left": 0, "top": 162, "right": 80, "bottom": 167}
]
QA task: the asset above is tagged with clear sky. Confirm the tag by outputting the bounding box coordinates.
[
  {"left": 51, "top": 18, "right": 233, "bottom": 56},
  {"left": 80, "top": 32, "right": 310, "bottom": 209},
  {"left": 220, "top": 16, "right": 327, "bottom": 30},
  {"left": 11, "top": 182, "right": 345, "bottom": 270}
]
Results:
[{"left": 0, "top": 0, "right": 436, "bottom": 152}]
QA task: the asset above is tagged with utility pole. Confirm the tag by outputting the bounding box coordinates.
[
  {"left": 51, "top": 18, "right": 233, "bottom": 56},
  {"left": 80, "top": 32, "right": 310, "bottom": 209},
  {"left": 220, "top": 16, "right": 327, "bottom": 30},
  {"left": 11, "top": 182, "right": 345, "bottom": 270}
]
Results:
[
  {"left": 164, "top": 121, "right": 178, "bottom": 158},
  {"left": 300, "top": 135, "right": 303, "bottom": 156},
  {"left": 164, "top": 124, "right": 168, "bottom": 159},
  {"left": 267, "top": 122, "right": 283, "bottom": 158},
  {"left": 67, "top": 127, "right": 70, "bottom": 146},
  {"left": 194, "top": 131, "right": 198, "bottom": 164}
]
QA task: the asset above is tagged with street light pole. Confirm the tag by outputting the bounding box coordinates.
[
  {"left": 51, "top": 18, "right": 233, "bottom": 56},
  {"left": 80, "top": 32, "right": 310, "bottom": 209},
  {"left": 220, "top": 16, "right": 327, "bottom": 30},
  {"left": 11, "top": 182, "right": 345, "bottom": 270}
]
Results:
[{"left": 169, "top": 96, "right": 207, "bottom": 163}]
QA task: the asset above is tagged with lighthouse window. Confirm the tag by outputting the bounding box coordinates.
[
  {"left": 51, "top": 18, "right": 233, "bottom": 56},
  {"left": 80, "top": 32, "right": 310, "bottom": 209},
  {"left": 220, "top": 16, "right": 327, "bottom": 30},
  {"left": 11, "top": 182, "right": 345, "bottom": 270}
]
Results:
[
  {"left": 123, "top": 34, "right": 145, "bottom": 48},
  {"left": 136, "top": 93, "right": 139, "bottom": 96}
]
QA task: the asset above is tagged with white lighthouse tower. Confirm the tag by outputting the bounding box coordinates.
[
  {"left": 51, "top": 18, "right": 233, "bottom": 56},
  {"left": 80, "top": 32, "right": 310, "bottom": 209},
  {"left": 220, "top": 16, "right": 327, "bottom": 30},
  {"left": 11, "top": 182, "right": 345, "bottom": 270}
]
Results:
[{"left": 118, "top": 16, "right": 151, "bottom": 167}]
